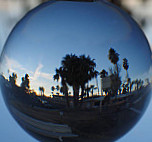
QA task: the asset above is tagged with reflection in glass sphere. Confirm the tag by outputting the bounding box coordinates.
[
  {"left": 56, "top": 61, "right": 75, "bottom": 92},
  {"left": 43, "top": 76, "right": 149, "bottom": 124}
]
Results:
[{"left": 0, "top": 0, "right": 151, "bottom": 142}]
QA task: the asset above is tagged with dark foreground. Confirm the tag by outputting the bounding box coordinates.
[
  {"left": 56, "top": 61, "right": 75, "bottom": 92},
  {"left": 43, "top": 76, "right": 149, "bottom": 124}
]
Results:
[{"left": 0, "top": 76, "right": 151, "bottom": 142}]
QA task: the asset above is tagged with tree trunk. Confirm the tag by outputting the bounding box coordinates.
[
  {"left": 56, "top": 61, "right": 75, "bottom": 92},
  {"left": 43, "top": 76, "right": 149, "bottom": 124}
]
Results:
[
  {"left": 73, "top": 85, "right": 80, "bottom": 108},
  {"left": 64, "top": 86, "right": 70, "bottom": 108},
  {"left": 80, "top": 85, "right": 85, "bottom": 107},
  {"left": 80, "top": 85, "right": 85, "bottom": 102},
  {"left": 86, "top": 84, "right": 89, "bottom": 98},
  {"left": 91, "top": 88, "right": 94, "bottom": 97},
  {"left": 62, "top": 80, "right": 70, "bottom": 108},
  {"left": 126, "top": 70, "right": 128, "bottom": 80}
]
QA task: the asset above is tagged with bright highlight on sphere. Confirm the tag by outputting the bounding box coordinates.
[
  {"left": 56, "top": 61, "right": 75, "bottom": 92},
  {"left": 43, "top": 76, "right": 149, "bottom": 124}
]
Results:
[{"left": 0, "top": 0, "right": 151, "bottom": 142}]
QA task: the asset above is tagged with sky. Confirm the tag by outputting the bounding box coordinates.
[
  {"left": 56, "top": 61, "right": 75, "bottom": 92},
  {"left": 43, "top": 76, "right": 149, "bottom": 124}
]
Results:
[
  {"left": 0, "top": 0, "right": 151, "bottom": 96},
  {"left": 0, "top": 0, "right": 152, "bottom": 142}
]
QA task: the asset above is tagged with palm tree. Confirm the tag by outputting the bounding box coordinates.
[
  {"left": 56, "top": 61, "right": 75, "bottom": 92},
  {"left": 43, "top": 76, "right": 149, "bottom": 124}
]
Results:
[
  {"left": 42, "top": 87, "right": 45, "bottom": 96},
  {"left": 54, "top": 54, "right": 97, "bottom": 108},
  {"left": 108, "top": 48, "right": 119, "bottom": 75},
  {"left": 100, "top": 69, "right": 108, "bottom": 95},
  {"left": 24, "top": 73, "right": 30, "bottom": 89},
  {"left": 90, "top": 85, "right": 95, "bottom": 97},
  {"left": 100, "top": 69, "right": 108, "bottom": 78},
  {"left": 108, "top": 48, "right": 121, "bottom": 95},
  {"left": 85, "top": 85, "right": 91, "bottom": 98},
  {"left": 56, "top": 85, "right": 59, "bottom": 91},
  {"left": 9, "top": 72, "right": 17, "bottom": 85},
  {"left": 126, "top": 78, "right": 131, "bottom": 92},
  {"left": 39, "top": 87, "right": 43, "bottom": 96},
  {"left": 54, "top": 68, "right": 70, "bottom": 107},
  {"left": 21, "top": 77, "right": 25, "bottom": 88},
  {"left": 78, "top": 55, "right": 97, "bottom": 103},
  {"left": 94, "top": 70, "right": 99, "bottom": 95},
  {"left": 123, "top": 58, "right": 129, "bottom": 79},
  {"left": 129, "top": 81, "right": 135, "bottom": 92},
  {"left": 56, "top": 85, "right": 60, "bottom": 95},
  {"left": 51, "top": 86, "right": 55, "bottom": 92}
]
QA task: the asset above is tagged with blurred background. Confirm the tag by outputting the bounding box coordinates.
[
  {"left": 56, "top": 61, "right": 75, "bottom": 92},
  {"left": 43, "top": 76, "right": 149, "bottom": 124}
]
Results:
[{"left": 0, "top": 0, "right": 152, "bottom": 142}]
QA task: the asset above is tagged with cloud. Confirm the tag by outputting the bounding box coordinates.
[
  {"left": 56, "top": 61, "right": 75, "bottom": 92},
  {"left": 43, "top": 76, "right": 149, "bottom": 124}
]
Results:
[
  {"left": 30, "top": 63, "right": 52, "bottom": 81},
  {"left": 31, "top": 63, "right": 43, "bottom": 81},
  {"left": 3, "top": 56, "right": 61, "bottom": 96},
  {"left": 4, "top": 55, "right": 33, "bottom": 74},
  {"left": 4, "top": 56, "right": 52, "bottom": 81},
  {"left": 40, "top": 72, "right": 52, "bottom": 80}
]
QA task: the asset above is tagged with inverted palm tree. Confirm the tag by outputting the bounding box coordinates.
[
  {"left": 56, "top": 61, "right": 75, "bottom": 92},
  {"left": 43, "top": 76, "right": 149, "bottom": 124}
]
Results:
[
  {"left": 42, "top": 87, "right": 45, "bottom": 96},
  {"left": 100, "top": 69, "right": 109, "bottom": 95},
  {"left": 85, "top": 85, "right": 91, "bottom": 98},
  {"left": 127, "top": 78, "right": 131, "bottom": 92},
  {"left": 108, "top": 48, "right": 119, "bottom": 75},
  {"left": 108, "top": 48, "right": 121, "bottom": 95},
  {"left": 90, "top": 85, "right": 95, "bottom": 97},
  {"left": 24, "top": 73, "right": 30, "bottom": 89},
  {"left": 123, "top": 58, "right": 129, "bottom": 79},
  {"left": 100, "top": 69, "right": 108, "bottom": 78},
  {"left": 51, "top": 86, "right": 55, "bottom": 94},
  {"left": 56, "top": 85, "right": 60, "bottom": 95},
  {"left": 129, "top": 81, "right": 134, "bottom": 92},
  {"left": 39, "top": 86, "right": 45, "bottom": 96},
  {"left": 9, "top": 72, "right": 17, "bottom": 85},
  {"left": 54, "top": 54, "right": 97, "bottom": 108},
  {"left": 54, "top": 68, "right": 70, "bottom": 107},
  {"left": 56, "top": 85, "right": 59, "bottom": 91},
  {"left": 79, "top": 55, "right": 97, "bottom": 102}
]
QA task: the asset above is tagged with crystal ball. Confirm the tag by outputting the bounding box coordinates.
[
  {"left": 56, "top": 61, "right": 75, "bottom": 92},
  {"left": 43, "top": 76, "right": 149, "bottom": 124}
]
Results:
[{"left": 0, "top": 0, "right": 151, "bottom": 142}]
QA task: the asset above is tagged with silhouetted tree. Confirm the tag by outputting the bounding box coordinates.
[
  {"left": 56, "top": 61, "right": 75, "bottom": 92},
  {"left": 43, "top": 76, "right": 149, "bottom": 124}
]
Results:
[
  {"left": 56, "top": 85, "right": 60, "bottom": 92},
  {"left": 54, "top": 54, "right": 97, "bottom": 108},
  {"left": 78, "top": 55, "right": 97, "bottom": 103},
  {"left": 85, "top": 85, "right": 91, "bottom": 98},
  {"left": 56, "top": 85, "right": 60, "bottom": 95},
  {"left": 9, "top": 72, "right": 17, "bottom": 85},
  {"left": 24, "top": 73, "right": 30, "bottom": 89},
  {"left": 21, "top": 77, "right": 25, "bottom": 88},
  {"left": 54, "top": 68, "right": 70, "bottom": 107},
  {"left": 90, "top": 85, "right": 95, "bottom": 97},
  {"left": 51, "top": 86, "right": 55, "bottom": 92},
  {"left": 127, "top": 78, "right": 131, "bottom": 92},
  {"left": 122, "top": 83, "right": 127, "bottom": 94},
  {"left": 39, "top": 86, "right": 45, "bottom": 96},
  {"left": 100, "top": 69, "right": 108, "bottom": 78},
  {"left": 108, "top": 48, "right": 121, "bottom": 95},
  {"left": 42, "top": 87, "right": 45, "bottom": 96},
  {"left": 129, "top": 81, "right": 135, "bottom": 92},
  {"left": 100, "top": 69, "right": 109, "bottom": 95},
  {"left": 108, "top": 48, "right": 119, "bottom": 75},
  {"left": 123, "top": 58, "right": 129, "bottom": 79}
]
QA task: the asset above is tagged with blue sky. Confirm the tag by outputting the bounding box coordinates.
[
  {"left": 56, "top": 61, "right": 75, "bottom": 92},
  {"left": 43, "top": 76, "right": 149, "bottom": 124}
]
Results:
[{"left": 0, "top": 1, "right": 151, "bottom": 96}]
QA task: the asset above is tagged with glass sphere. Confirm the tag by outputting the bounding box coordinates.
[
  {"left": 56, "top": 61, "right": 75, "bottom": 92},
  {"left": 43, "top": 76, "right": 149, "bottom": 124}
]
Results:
[{"left": 0, "top": 0, "right": 151, "bottom": 142}]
